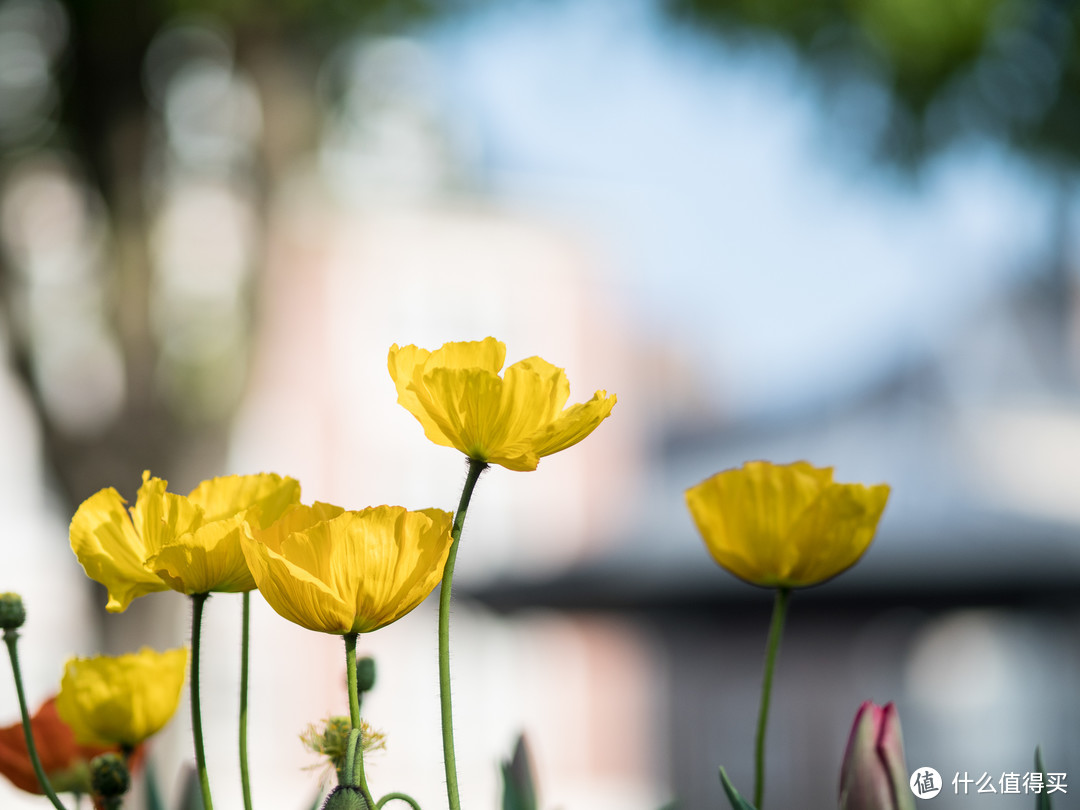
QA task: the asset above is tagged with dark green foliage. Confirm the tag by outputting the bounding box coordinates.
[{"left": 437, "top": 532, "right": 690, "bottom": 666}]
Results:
[
  {"left": 662, "top": 0, "right": 1080, "bottom": 166},
  {"left": 1035, "top": 747, "right": 1052, "bottom": 810},
  {"left": 719, "top": 768, "right": 758, "bottom": 810},
  {"left": 501, "top": 735, "right": 537, "bottom": 810}
]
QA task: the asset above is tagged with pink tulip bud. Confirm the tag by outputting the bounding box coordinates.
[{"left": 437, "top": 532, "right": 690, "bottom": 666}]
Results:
[{"left": 839, "top": 702, "right": 915, "bottom": 810}]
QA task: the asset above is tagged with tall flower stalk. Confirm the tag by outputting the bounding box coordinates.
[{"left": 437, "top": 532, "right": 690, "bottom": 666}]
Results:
[
  {"left": 2, "top": 594, "right": 68, "bottom": 810},
  {"left": 388, "top": 338, "right": 616, "bottom": 810},
  {"left": 685, "top": 461, "right": 891, "bottom": 810},
  {"left": 753, "top": 587, "right": 789, "bottom": 809},
  {"left": 438, "top": 459, "right": 487, "bottom": 810},
  {"left": 239, "top": 592, "right": 253, "bottom": 810},
  {"left": 343, "top": 633, "right": 376, "bottom": 809},
  {"left": 190, "top": 593, "right": 214, "bottom": 810}
]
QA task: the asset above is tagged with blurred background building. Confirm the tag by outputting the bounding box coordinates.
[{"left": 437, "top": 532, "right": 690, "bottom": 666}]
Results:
[{"left": 2, "top": 0, "right": 1080, "bottom": 807}]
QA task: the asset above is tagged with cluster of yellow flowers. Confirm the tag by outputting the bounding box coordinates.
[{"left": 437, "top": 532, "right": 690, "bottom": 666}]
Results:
[{"left": 4, "top": 336, "right": 894, "bottom": 810}]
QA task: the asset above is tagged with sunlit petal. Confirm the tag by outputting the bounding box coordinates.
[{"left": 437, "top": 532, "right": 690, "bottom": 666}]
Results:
[
  {"left": 69, "top": 488, "right": 168, "bottom": 613},
  {"left": 149, "top": 518, "right": 254, "bottom": 594},
  {"left": 187, "top": 472, "right": 300, "bottom": 524},
  {"left": 241, "top": 536, "right": 355, "bottom": 634},
  {"left": 243, "top": 504, "right": 453, "bottom": 635},
  {"left": 129, "top": 472, "right": 202, "bottom": 555},
  {"left": 389, "top": 338, "right": 615, "bottom": 471}
]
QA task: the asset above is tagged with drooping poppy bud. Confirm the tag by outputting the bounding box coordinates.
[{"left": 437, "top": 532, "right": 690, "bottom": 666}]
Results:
[{"left": 839, "top": 702, "right": 914, "bottom": 810}]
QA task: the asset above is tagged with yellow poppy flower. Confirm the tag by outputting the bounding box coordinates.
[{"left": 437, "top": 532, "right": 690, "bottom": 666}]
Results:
[
  {"left": 685, "top": 461, "right": 890, "bottom": 588},
  {"left": 388, "top": 338, "right": 617, "bottom": 471},
  {"left": 70, "top": 471, "right": 301, "bottom": 611},
  {"left": 241, "top": 504, "right": 453, "bottom": 635},
  {"left": 56, "top": 648, "right": 187, "bottom": 747}
]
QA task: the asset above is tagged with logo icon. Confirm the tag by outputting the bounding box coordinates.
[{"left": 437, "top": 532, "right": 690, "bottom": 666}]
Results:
[{"left": 910, "top": 767, "right": 942, "bottom": 799}]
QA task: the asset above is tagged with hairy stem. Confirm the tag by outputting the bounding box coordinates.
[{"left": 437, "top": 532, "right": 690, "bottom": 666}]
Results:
[
  {"left": 3, "top": 630, "right": 68, "bottom": 810},
  {"left": 438, "top": 458, "right": 487, "bottom": 810},
  {"left": 191, "top": 593, "right": 214, "bottom": 810}
]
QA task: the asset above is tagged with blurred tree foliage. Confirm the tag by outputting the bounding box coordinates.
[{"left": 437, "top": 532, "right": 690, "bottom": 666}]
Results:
[
  {"left": 0, "top": 0, "right": 478, "bottom": 510},
  {"left": 664, "top": 0, "right": 1080, "bottom": 166}
]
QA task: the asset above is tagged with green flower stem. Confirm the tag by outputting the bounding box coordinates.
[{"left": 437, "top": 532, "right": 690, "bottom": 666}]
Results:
[
  {"left": 439, "top": 458, "right": 488, "bottom": 810},
  {"left": 190, "top": 593, "right": 214, "bottom": 810},
  {"left": 377, "top": 793, "right": 422, "bottom": 809},
  {"left": 2, "top": 629, "right": 69, "bottom": 810},
  {"left": 343, "top": 728, "right": 361, "bottom": 788},
  {"left": 753, "top": 587, "right": 790, "bottom": 810},
  {"left": 343, "top": 633, "right": 376, "bottom": 809},
  {"left": 240, "top": 591, "right": 253, "bottom": 810}
]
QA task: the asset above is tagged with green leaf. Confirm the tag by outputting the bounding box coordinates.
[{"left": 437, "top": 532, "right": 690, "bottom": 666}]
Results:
[
  {"left": 143, "top": 761, "right": 164, "bottom": 810},
  {"left": 177, "top": 766, "right": 205, "bottom": 810},
  {"left": 1035, "top": 747, "right": 1052, "bottom": 810},
  {"left": 719, "top": 768, "right": 758, "bottom": 810},
  {"left": 501, "top": 735, "right": 538, "bottom": 810}
]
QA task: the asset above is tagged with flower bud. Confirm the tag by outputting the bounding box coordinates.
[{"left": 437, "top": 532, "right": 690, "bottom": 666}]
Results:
[
  {"left": 322, "top": 785, "right": 369, "bottom": 810},
  {"left": 89, "top": 753, "right": 129, "bottom": 798},
  {"left": 0, "top": 593, "right": 26, "bottom": 631},
  {"left": 839, "top": 702, "right": 914, "bottom": 810},
  {"left": 356, "top": 657, "right": 376, "bottom": 693}
]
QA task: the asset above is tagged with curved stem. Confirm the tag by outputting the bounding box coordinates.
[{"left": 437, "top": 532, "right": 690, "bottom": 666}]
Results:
[
  {"left": 240, "top": 591, "right": 253, "bottom": 810},
  {"left": 438, "top": 458, "right": 487, "bottom": 810},
  {"left": 3, "top": 630, "right": 69, "bottom": 810},
  {"left": 343, "top": 633, "right": 376, "bottom": 809},
  {"left": 190, "top": 593, "right": 214, "bottom": 810},
  {"left": 377, "top": 793, "right": 422, "bottom": 810},
  {"left": 343, "top": 728, "right": 361, "bottom": 788},
  {"left": 753, "top": 587, "right": 790, "bottom": 810}
]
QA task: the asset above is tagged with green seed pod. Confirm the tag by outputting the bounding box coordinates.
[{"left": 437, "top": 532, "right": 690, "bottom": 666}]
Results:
[
  {"left": 356, "top": 656, "right": 376, "bottom": 693},
  {"left": 90, "top": 753, "right": 130, "bottom": 798},
  {"left": 0, "top": 593, "right": 26, "bottom": 631},
  {"left": 322, "top": 786, "right": 370, "bottom": 810}
]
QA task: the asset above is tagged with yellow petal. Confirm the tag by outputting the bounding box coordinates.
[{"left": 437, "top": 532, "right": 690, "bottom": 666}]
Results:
[
  {"left": 389, "top": 339, "right": 616, "bottom": 471},
  {"left": 490, "top": 358, "right": 572, "bottom": 450},
  {"left": 69, "top": 488, "right": 168, "bottom": 613},
  {"left": 686, "top": 461, "right": 888, "bottom": 588},
  {"left": 188, "top": 473, "right": 300, "bottom": 525},
  {"left": 129, "top": 472, "right": 202, "bottom": 556},
  {"left": 524, "top": 390, "right": 617, "bottom": 460},
  {"left": 391, "top": 339, "right": 508, "bottom": 455},
  {"left": 249, "top": 501, "right": 346, "bottom": 552},
  {"left": 56, "top": 648, "right": 187, "bottom": 747},
  {"left": 424, "top": 337, "right": 505, "bottom": 376},
  {"left": 148, "top": 518, "right": 254, "bottom": 594},
  {"left": 241, "top": 530, "right": 356, "bottom": 634},
  {"left": 783, "top": 483, "right": 890, "bottom": 586},
  {"left": 344, "top": 507, "right": 454, "bottom": 632},
  {"left": 412, "top": 366, "right": 505, "bottom": 459},
  {"left": 244, "top": 505, "right": 453, "bottom": 634},
  {"left": 685, "top": 461, "right": 836, "bottom": 587}
]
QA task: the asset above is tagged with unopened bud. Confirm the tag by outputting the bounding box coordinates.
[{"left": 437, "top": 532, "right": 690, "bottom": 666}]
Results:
[
  {"left": 0, "top": 593, "right": 26, "bottom": 631},
  {"left": 356, "top": 656, "right": 376, "bottom": 693},
  {"left": 90, "top": 753, "right": 130, "bottom": 799},
  {"left": 322, "top": 786, "right": 369, "bottom": 810}
]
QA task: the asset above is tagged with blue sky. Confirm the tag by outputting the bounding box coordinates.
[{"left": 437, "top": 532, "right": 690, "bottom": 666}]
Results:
[{"left": 424, "top": 0, "right": 1053, "bottom": 416}]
